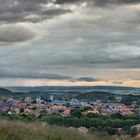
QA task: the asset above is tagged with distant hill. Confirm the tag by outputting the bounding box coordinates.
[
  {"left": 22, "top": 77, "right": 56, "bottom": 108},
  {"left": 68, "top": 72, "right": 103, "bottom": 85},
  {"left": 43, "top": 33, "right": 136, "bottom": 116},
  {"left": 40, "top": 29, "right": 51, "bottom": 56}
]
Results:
[
  {"left": 76, "top": 91, "right": 116, "bottom": 101},
  {"left": 0, "top": 87, "right": 13, "bottom": 96},
  {"left": 6, "top": 86, "right": 140, "bottom": 94},
  {"left": 76, "top": 90, "right": 140, "bottom": 105}
]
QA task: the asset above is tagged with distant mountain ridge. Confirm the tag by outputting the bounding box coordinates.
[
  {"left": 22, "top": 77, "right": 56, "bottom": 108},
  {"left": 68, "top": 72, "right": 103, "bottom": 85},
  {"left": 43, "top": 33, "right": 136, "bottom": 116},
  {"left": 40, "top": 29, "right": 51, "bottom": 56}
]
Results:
[
  {"left": 0, "top": 86, "right": 140, "bottom": 99},
  {"left": 5, "top": 86, "right": 140, "bottom": 95},
  {"left": 6, "top": 86, "right": 140, "bottom": 92},
  {"left": 77, "top": 91, "right": 117, "bottom": 101}
]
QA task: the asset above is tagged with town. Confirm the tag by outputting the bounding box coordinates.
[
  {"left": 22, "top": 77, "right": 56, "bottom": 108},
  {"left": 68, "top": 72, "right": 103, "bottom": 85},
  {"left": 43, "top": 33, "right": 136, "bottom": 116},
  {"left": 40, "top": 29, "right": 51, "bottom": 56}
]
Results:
[
  {"left": 0, "top": 88, "right": 140, "bottom": 138},
  {"left": 0, "top": 88, "right": 140, "bottom": 137},
  {"left": 0, "top": 94, "right": 139, "bottom": 117}
]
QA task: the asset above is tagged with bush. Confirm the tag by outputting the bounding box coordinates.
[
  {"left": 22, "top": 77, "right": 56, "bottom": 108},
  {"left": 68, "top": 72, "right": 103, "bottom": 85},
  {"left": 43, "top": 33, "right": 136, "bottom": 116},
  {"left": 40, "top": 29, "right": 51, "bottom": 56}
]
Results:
[
  {"left": 103, "top": 127, "right": 118, "bottom": 135},
  {"left": 129, "top": 128, "right": 138, "bottom": 137}
]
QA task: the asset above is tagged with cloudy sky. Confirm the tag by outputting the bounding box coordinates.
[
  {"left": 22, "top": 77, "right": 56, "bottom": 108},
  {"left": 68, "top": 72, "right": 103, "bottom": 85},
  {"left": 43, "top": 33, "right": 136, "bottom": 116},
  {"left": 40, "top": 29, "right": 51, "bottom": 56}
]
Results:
[{"left": 0, "top": 0, "right": 140, "bottom": 87}]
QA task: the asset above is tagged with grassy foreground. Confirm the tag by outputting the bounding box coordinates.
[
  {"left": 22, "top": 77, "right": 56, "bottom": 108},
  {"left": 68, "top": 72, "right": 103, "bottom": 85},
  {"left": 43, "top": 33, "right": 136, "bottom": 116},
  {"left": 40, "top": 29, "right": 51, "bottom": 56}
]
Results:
[{"left": 0, "top": 121, "right": 138, "bottom": 140}]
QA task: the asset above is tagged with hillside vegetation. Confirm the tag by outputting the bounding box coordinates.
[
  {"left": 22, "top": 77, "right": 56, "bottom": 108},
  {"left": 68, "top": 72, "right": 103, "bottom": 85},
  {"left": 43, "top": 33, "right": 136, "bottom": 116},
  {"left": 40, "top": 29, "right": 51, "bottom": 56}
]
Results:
[
  {"left": 77, "top": 91, "right": 140, "bottom": 105},
  {"left": 0, "top": 88, "right": 13, "bottom": 97},
  {"left": 77, "top": 91, "right": 115, "bottom": 101},
  {"left": 0, "top": 121, "right": 139, "bottom": 140}
]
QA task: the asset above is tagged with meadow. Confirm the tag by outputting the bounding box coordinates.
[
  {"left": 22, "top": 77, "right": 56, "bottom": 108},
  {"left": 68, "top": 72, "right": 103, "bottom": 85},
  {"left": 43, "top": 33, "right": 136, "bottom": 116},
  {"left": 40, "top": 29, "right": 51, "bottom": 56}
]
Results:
[{"left": 0, "top": 120, "right": 139, "bottom": 140}]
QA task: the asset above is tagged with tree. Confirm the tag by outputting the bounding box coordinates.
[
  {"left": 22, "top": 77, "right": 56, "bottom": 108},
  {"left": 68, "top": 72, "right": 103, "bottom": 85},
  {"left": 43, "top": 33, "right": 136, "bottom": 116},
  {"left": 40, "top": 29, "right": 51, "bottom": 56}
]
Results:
[
  {"left": 97, "top": 126, "right": 103, "bottom": 131},
  {"left": 20, "top": 108, "right": 24, "bottom": 113},
  {"left": 111, "top": 113, "right": 124, "bottom": 119},
  {"left": 104, "top": 127, "right": 118, "bottom": 135},
  {"left": 129, "top": 128, "right": 138, "bottom": 137},
  {"left": 71, "top": 109, "right": 82, "bottom": 118}
]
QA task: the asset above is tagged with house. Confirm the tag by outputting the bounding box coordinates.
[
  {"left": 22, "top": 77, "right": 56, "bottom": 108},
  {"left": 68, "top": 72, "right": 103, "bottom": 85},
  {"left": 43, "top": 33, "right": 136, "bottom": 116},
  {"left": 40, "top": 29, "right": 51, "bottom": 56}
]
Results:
[
  {"left": 24, "top": 108, "right": 34, "bottom": 114},
  {"left": 119, "top": 106, "right": 134, "bottom": 116},
  {"left": 47, "top": 109, "right": 59, "bottom": 114},
  {"left": 86, "top": 109, "right": 99, "bottom": 115},
  {"left": 101, "top": 108, "right": 117, "bottom": 116},
  {"left": 131, "top": 101, "right": 137, "bottom": 108},
  {"left": 61, "top": 108, "right": 71, "bottom": 117},
  {"left": 80, "top": 102, "right": 92, "bottom": 107}
]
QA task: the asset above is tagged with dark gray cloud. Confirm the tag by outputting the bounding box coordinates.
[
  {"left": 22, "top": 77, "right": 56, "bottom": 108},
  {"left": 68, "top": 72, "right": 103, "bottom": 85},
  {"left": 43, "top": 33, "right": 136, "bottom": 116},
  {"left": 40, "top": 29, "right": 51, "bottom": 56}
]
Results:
[
  {"left": 0, "top": 68, "right": 72, "bottom": 80},
  {"left": 1, "top": 0, "right": 140, "bottom": 24},
  {"left": 93, "top": 0, "right": 140, "bottom": 6},
  {"left": 0, "top": 0, "right": 71, "bottom": 24},
  {"left": 41, "top": 9, "right": 72, "bottom": 20},
  {"left": 0, "top": 24, "right": 36, "bottom": 42},
  {"left": 77, "top": 77, "right": 98, "bottom": 82},
  {"left": 0, "top": 0, "right": 72, "bottom": 42},
  {"left": 0, "top": 0, "right": 140, "bottom": 86},
  {"left": 0, "top": 0, "right": 140, "bottom": 24},
  {"left": 0, "top": 0, "right": 140, "bottom": 23},
  {"left": 55, "top": 0, "right": 140, "bottom": 5},
  {"left": 55, "top": 0, "right": 82, "bottom": 4}
]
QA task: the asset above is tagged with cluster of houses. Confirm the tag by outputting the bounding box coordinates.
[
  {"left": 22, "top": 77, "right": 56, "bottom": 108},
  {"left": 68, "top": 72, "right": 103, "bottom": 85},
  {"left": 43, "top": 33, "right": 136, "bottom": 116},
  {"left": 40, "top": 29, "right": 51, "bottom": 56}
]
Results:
[
  {"left": 0, "top": 95, "right": 139, "bottom": 117},
  {"left": 85, "top": 102, "right": 135, "bottom": 116}
]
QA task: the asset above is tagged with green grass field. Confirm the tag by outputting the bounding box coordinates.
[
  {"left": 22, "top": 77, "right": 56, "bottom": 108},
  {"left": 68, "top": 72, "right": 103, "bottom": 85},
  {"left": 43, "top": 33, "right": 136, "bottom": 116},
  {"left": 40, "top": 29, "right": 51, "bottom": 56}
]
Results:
[{"left": 0, "top": 120, "right": 138, "bottom": 140}]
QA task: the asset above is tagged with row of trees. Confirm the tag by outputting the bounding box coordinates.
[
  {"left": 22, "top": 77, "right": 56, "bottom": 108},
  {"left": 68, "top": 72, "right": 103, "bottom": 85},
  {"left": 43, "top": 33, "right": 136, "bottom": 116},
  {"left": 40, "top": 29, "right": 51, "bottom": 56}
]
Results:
[
  {"left": 46, "top": 115, "right": 140, "bottom": 136},
  {"left": 0, "top": 107, "right": 140, "bottom": 136},
  {"left": 46, "top": 115, "right": 140, "bottom": 128}
]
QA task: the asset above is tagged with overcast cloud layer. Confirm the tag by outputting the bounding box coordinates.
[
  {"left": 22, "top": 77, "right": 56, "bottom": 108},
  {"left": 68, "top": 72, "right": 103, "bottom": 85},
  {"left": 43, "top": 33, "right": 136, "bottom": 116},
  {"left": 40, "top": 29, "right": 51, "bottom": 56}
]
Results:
[{"left": 0, "top": 0, "right": 140, "bottom": 87}]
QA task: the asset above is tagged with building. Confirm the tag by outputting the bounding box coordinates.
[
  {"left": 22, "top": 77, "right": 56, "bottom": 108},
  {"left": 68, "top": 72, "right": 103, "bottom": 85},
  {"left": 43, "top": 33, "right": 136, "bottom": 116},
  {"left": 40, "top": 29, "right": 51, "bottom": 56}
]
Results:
[
  {"left": 25, "top": 97, "right": 32, "bottom": 103},
  {"left": 50, "top": 95, "right": 54, "bottom": 101},
  {"left": 119, "top": 106, "right": 134, "bottom": 116},
  {"left": 36, "top": 97, "right": 42, "bottom": 104},
  {"left": 70, "top": 99, "right": 80, "bottom": 107}
]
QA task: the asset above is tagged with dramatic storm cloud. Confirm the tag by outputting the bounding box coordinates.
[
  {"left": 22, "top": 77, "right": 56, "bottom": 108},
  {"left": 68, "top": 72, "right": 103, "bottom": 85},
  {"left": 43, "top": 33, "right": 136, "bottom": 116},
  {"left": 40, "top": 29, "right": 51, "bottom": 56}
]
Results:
[
  {"left": 0, "top": 0, "right": 71, "bottom": 23},
  {"left": 0, "top": 0, "right": 140, "bottom": 87}
]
